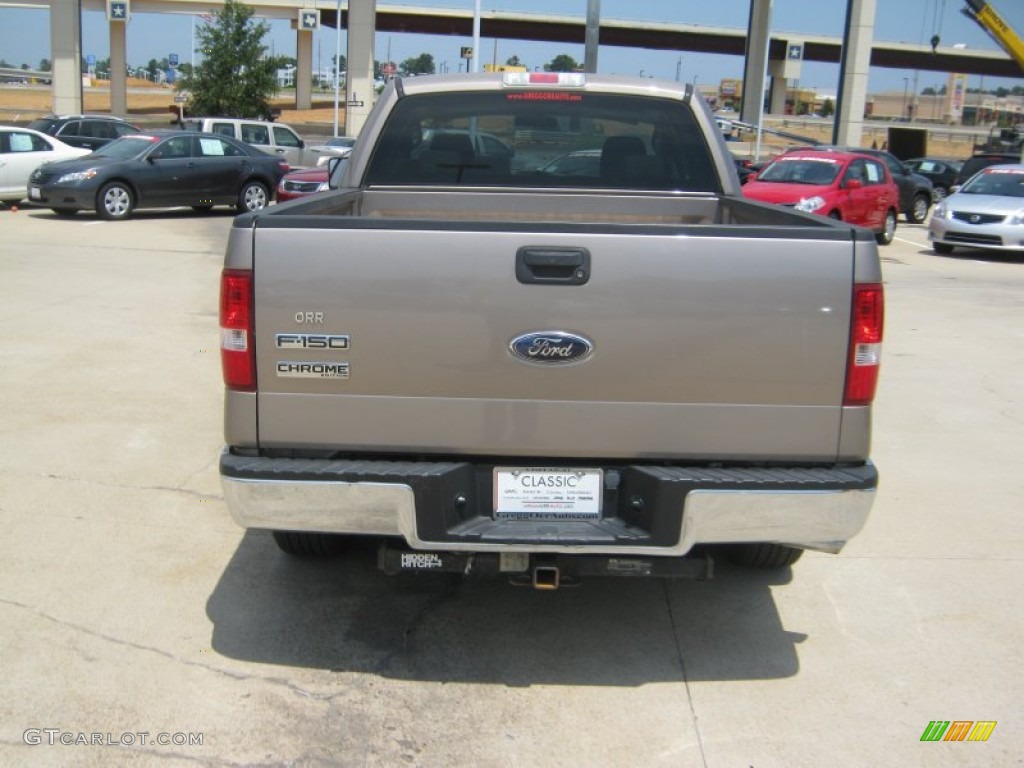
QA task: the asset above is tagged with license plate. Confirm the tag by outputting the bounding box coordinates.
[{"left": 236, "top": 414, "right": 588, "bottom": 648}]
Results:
[
  {"left": 29, "top": 187, "right": 41, "bottom": 200},
  {"left": 493, "top": 467, "right": 602, "bottom": 520}
]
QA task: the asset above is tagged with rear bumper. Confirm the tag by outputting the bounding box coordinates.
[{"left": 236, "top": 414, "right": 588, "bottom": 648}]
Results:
[{"left": 220, "top": 452, "right": 877, "bottom": 555}]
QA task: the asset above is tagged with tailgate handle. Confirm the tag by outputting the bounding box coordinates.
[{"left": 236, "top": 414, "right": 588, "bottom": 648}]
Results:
[{"left": 516, "top": 247, "right": 590, "bottom": 285}]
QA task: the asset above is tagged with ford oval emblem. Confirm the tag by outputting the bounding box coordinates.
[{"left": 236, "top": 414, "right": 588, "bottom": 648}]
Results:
[{"left": 509, "top": 332, "right": 593, "bottom": 365}]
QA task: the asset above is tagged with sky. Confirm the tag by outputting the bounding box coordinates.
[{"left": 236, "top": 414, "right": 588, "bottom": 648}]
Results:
[{"left": 1, "top": 0, "right": 1022, "bottom": 95}]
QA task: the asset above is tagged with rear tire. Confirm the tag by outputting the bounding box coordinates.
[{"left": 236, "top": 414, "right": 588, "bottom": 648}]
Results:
[
  {"left": 726, "top": 543, "right": 803, "bottom": 569},
  {"left": 96, "top": 181, "right": 134, "bottom": 220},
  {"left": 933, "top": 241, "right": 954, "bottom": 255},
  {"left": 875, "top": 209, "right": 897, "bottom": 245},
  {"left": 272, "top": 531, "right": 346, "bottom": 557}
]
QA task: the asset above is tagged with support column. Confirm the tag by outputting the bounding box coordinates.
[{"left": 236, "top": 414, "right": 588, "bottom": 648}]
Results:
[
  {"left": 769, "top": 76, "right": 787, "bottom": 114},
  {"left": 345, "top": 0, "right": 376, "bottom": 137},
  {"left": 768, "top": 40, "right": 802, "bottom": 115},
  {"left": 296, "top": 29, "right": 313, "bottom": 110},
  {"left": 740, "top": 0, "right": 772, "bottom": 126},
  {"left": 832, "top": 0, "right": 876, "bottom": 146},
  {"left": 584, "top": 0, "right": 600, "bottom": 73},
  {"left": 51, "top": 0, "right": 83, "bottom": 115},
  {"left": 109, "top": 19, "right": 128, "bottom": 116}
]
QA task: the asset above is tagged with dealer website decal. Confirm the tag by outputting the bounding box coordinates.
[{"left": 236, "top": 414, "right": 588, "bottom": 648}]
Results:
[{"left": 920, "top": 721, "right": 997, "bottom": 742}]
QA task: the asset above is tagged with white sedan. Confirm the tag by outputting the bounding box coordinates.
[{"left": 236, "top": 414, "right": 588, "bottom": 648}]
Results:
[
  {"left": 928, "top": 164, "right": 1024, "bottom": 255},
  {"left": 1, "top": 126, "right": 90, "bottom": 204},
  {"left": 311, "top": 136, "right": 356, "bottom": 166}
]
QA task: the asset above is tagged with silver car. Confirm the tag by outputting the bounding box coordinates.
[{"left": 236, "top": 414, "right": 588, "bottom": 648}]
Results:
[{"left": 928, "top": 163, "right": 1024, "bottom": 255}]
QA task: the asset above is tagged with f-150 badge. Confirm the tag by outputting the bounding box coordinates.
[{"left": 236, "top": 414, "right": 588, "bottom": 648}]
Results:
[
  {"left": 276, "top": 333, "right": 349, "bottom": 350},
  {"left": 509, "top": 332, "right": 593, "bottom": 365}
]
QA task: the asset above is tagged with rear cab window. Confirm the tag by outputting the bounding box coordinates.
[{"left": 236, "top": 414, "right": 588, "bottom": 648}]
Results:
[{"left": 364, "top": 89, "right": 720, "bottom": 192}]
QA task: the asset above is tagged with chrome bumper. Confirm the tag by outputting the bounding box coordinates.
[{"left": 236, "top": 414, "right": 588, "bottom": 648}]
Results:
[{"left": 221, "top": 453, "right": 876, "bottom": 556}]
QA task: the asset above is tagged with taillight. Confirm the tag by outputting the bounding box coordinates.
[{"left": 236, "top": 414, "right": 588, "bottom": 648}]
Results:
[
  {"left": 220, "top": 269, "right": 255, "bottom": 391},
  {"left": 844, "top": 283, "right": 883, "bottom": 405}
]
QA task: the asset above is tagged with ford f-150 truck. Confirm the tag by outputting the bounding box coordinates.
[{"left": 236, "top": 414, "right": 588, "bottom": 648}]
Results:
[{"left": 219, "top": 73, "right": 882, "bottom": 588}]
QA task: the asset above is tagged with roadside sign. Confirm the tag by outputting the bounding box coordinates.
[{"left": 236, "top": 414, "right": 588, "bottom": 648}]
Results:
[
  {"left": 461, "top": 47, "right": 473, "bottom": 60},
  {"left": 169, "top": 53, "right": 179, "bottom": 68},
  {"left": 86, "top": 54, "right": 97, "bottom": 66},
  {"left": 173, "top": 94, "right": 188, "bottom": 103}
]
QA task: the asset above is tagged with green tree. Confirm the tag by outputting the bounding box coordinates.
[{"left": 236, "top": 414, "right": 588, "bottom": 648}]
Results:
[
  {"left": 399, "top": 53, "right": 435, "bottom": 76},
  {"left": 37, "top": 58, "right": 51, "bottom": 72},
  {"left": 820, "top": 97, "right": 835, "bottom": 118},
  {"left": 178, "top": 0, "right": 279, "bottom": 119},
  {"left": 544, "top": 54, "right": 579, "bottom": 72},
  {"left": 506, "top": 55, "right": 524, "bottom": 67}
]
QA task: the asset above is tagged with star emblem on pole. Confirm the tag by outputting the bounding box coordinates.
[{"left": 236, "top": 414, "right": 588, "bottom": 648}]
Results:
[{"left": 109, "top": 1, "right": 128, "bottom": 20}]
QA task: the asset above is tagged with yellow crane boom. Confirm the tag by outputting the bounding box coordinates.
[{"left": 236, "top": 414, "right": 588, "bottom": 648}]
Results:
[{"left": 963, "top": 0, "right": 1024, "bottom": 71}]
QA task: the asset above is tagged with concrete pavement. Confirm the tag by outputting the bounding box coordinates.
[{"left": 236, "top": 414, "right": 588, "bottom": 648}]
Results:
[{"left": 0, "top": 205, "right": 1021, "bottom": 766}]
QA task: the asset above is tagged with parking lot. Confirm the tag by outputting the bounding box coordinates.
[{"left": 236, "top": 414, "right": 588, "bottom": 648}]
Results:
[{"left": 0, "top": 206, "right": 1021, "bottom": 767}]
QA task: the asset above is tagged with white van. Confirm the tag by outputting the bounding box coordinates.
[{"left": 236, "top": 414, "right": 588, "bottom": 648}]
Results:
[{"left": 182, "top": 118, "right": 319, "bottom": 167}]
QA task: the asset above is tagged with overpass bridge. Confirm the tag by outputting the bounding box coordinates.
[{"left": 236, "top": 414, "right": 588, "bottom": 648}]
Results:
[{"left": 6, "top": 1, "right": 1021, "bottom": 141}]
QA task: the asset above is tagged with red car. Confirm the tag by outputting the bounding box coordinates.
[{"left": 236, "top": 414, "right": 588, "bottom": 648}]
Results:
[
  {"left": 276, "top": 166, "right": 329, "bottom": 203},
  {"left": 742, "top": 149, "right": 899, "bottom": 245}
]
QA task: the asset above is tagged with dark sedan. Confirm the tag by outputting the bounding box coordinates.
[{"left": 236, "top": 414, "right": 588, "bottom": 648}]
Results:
[
  {"left": 27, "top": 130, "right": 289, "bottom": 220},
  {"left": 904, "top": 157, "right": 963, "bottom": 200}
]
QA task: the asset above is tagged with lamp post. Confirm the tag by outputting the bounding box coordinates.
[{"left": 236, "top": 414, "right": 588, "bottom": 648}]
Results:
[{"left": 902, "top": 77, "right": 909, "bottom": 122}]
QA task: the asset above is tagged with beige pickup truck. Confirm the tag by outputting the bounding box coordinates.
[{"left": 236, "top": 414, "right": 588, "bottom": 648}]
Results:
[{"left": 218, "top": 73, "right": 882, "bottom": 588}]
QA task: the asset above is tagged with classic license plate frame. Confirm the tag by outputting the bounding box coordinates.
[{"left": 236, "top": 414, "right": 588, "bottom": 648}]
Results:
[{"left": 493, "top": 467, "right": 603, "bottom": 521}]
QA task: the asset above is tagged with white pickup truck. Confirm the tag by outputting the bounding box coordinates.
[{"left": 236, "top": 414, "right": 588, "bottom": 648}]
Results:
[{"left": 218, "top": 73, "right": 882, "bottom": 588}]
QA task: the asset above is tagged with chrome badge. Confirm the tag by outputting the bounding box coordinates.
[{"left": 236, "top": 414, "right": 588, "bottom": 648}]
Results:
[{"left": 509, "top": 332, "right": 593, "bottom": 365}]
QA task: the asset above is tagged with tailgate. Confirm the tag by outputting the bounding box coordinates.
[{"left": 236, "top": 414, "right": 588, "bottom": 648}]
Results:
[{"left": 250, "top": 222, "right": 855, "bottom": 461}]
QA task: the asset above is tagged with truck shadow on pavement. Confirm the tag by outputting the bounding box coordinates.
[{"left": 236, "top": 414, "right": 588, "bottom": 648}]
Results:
[{"left": 207, "top": 532, "right": 805, "bottom": 686}]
